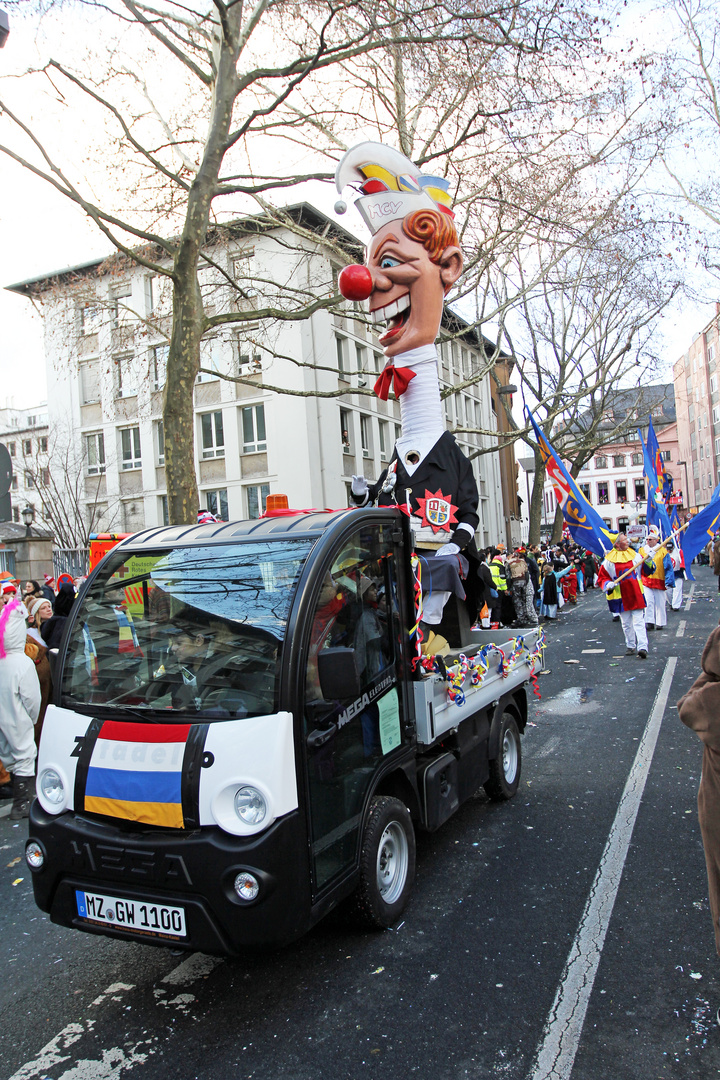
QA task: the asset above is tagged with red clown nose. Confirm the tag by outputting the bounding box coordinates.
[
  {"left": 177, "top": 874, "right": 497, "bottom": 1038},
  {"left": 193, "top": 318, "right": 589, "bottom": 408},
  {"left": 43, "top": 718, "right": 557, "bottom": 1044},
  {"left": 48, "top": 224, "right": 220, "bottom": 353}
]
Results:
[{"left": 338, "top": 264, "right": 373, "bottom": 301}]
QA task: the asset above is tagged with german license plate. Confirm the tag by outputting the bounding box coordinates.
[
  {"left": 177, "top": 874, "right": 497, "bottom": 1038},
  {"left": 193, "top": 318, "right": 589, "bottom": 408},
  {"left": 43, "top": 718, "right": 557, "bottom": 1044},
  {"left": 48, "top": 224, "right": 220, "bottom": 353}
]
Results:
[{"left": 75, "top": 890, "right": 186, "bottom": 938}]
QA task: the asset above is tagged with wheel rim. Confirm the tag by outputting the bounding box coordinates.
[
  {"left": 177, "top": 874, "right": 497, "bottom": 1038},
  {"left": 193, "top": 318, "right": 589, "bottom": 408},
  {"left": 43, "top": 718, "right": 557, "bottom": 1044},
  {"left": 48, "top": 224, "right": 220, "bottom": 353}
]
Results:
[
  {"left": 502, "top": 728, "right": 518, "bottom": 783},
  {"left": 376, "top": 821, "right": 408, "bottom": 905}
]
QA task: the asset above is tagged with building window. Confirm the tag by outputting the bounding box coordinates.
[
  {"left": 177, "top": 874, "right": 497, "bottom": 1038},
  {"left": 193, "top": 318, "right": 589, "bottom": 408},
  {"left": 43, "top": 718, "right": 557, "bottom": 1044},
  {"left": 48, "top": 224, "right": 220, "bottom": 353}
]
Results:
[
  {"left": 356, "top": 344, "right": 366, "bottom": 372},
  {"left": 114, "top": 354, "right": 137, "bottom": 397},
  {"left": 12, "top": 507, "right": 19, "bottom": 523},
  {"left": 379, "top": 420, "right": 389, "bottom": 461},
  {"left": 85, "top": 432, "right": 106, "bottom": 475},
  {"left": 245, "top": 484, "right": 269, "bottom": 520},
  {"left": 159, "top": 495, "right": 169, "bottom": 526},
  {"left": 241, "top": 404, "right": 266, "bottom": 453},
  {"left": 198, "top": 337, "right": 222, "bottom": 382},
  {"left": 579, "top": 483, "right": 591, "bottom": 500},
  {"left": 597, "top": 481, "right": 609, "bottom": 504},
  {"left": 701, "top": 444, "right": 705, "bottom": 459},
  {"left": 237, "top": 349, "right": 261, "bottom": 374},
  {"left": 24, "top": 470, "right": 34, "bottom": 489},
  {"left": 22, "top": 439, "right": 32, "bottom": 456},
  {"left": 7, "top": 442, "right": 15, "bottom": 458},
  {"left": 206, "top": 488, "right": 229, "bottom": 521},
  {"left": 11, "top": 475, "right": 17, "bottom": 490},
  {"left": 155, "top": 420, "right": 165, "bottom": 465},
  {"left": 336, "top": 336, "right": 348, "bottom": 379},
  {"left": 110, "top": 282, "right": 132, "bottom": 328},
  {"left": 616, "top": 480, "right": 627, "bottom": 502},
  {"left": 613, "top": 454, "right": 625, "bottom": 467},
  {"left": 373, "top": 351, "right": 382, "bottom": 375},
  {"left": 360, "top": 415, "right": 372, "bottom": 458},
  {"left": 201, "top": 411, "right": 225, "bottom": 459},
  {"left": 152, "top": 344, "right": 168, "bottom": 390},
  {"left": 120, "top": 426, "right": 142, "bottom": 470},
  {"left": 691, "top": 432, "right": 697, "bottom": 451},
  {"left": 340, "top": 408, "right": 352, "bottom": 454},
  {"left": 595, "top": 456, "right": 607, "bottom": 469},
  {"left": 80, "top": 302, "right": 102, "bottom": 336},
  {"left": 80, "top": 360, "right": 101, "bottom": 404},
  {"left": 712, "top": 375, "right": 718, "bottom": 394},
  {"left": 39, "top": 436, "right": 48, "bottom": 453},
  {"left": 631, "top": 452, "right": 642, "bottom": 466},
  {"left": 634, "top": 479, "right": 646, "bottom": 500},
  {"left": 617, "top": 517, "right": 630, "bottom": 533},
  {"left": 709, "top": 344, "right": 716, "bottom": 362}
]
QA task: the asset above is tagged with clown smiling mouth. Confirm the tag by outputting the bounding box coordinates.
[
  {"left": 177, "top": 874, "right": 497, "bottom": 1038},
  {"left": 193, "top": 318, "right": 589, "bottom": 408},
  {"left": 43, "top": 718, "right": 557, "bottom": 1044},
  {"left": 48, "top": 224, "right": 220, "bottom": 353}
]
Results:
[{"left": 370, "top": 292, "right": 410, "bottom": 332}]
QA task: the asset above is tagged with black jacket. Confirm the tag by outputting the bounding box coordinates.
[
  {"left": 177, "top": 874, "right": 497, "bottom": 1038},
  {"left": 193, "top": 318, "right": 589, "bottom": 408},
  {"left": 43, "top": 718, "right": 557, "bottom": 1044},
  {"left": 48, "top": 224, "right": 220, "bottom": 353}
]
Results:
[{"left": 358, "top": 432, "right": 479, "bottom": 549}]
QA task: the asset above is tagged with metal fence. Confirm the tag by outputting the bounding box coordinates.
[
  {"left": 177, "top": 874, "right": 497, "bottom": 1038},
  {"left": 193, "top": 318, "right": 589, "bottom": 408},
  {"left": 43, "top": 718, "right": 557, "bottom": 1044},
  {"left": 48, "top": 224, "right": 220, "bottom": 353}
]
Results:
[{"left": 53, "top": 548, "right": 89, "bottom": 581}]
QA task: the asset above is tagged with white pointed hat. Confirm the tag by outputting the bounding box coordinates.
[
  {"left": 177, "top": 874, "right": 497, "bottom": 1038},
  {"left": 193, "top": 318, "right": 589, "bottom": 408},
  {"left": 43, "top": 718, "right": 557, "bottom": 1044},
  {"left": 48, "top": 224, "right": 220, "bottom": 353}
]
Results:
[{"left": 334, "top": 141, "right": 454, "bottom": 235}]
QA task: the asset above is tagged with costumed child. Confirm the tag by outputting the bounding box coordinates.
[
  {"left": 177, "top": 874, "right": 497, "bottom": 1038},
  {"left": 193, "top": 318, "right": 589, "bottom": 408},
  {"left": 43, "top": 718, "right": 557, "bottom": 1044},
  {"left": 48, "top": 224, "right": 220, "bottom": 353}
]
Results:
[
  {"left": 334, "top": 141, "right": 480, "bottom": 639},
  {"left": 596, "top": 533, "right": 648, "bottom": 658},
  {"left": 640, "top": 525, "right": 675, "bottom": 630},
  {"left": 539, "top": 563, "right": 572, "bottom": 620},
  {"left": 667, "top": 537, "right": 685, "bottom": 611}
]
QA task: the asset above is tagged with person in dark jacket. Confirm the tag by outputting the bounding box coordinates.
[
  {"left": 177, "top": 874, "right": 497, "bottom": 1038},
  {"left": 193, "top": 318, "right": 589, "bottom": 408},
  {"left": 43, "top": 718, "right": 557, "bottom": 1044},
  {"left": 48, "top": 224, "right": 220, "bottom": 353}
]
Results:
[{"left": 40, "top": 582, "right": 76, "bottom": 650}]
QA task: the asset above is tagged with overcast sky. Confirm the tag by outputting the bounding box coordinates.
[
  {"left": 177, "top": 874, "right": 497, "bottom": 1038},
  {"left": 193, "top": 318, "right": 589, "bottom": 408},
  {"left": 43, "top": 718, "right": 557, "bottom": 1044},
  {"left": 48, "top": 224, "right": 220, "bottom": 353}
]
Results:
[{"left": 0, "top": 3, "right": 717, "bottom": 412}]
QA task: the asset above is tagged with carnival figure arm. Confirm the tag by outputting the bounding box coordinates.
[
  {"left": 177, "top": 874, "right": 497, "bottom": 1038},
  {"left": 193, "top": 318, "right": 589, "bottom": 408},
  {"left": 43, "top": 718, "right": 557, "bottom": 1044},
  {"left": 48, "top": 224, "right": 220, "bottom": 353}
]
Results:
[{"left": 663, "top": 553, "right": 676, "bottom": 589}]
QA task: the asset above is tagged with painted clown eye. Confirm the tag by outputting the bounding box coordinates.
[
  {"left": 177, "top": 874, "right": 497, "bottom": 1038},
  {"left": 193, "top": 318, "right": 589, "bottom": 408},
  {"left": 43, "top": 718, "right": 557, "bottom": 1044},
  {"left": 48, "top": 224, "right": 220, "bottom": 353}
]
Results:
[{"left": 380, "top": 256, "right": 401, "bottom": 269}]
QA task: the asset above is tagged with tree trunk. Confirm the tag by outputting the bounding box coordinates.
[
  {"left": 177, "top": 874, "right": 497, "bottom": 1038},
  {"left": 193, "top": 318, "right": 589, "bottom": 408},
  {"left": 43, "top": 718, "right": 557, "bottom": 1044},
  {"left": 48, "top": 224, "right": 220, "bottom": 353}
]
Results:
[
  {"left": 528, "top": 450, "right": 546, "bottom": 546},
  {"left": 551, "top": 504, "right": 564, "bottom": 543},
  {"left": 162, "top": 11, "right": 242, "bottom": 524}
]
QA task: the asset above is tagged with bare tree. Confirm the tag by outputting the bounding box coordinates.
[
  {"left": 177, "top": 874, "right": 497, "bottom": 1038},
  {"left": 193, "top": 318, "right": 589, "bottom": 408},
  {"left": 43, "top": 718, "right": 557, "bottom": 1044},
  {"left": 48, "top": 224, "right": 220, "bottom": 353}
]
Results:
[
  {"left": 22, "top": 423, "right": 119, "bottom": 549},
  {"left": 0, "top": 0, "right": 671, "bottom": 522}
]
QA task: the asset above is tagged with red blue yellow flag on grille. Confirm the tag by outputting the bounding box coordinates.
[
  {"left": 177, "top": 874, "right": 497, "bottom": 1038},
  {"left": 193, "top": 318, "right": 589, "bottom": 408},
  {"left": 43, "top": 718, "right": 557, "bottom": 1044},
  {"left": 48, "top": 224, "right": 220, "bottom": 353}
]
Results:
[{"left": 84, "top": 720, "right": 189, "bottom": 828}]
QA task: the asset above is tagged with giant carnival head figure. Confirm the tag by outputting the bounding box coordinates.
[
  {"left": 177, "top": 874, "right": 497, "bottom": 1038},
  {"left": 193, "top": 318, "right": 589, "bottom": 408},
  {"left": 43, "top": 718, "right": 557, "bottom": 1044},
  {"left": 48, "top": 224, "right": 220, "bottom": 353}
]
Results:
[{"left": 334, "top": 143, "right": 463, "bottom": 360}]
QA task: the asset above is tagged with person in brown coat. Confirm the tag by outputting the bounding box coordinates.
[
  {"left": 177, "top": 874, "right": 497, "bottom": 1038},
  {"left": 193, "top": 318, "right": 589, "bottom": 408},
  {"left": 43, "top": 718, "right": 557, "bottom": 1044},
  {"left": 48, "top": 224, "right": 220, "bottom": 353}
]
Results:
[{"left": 678, "top": 619, "right": 720, "bottom": 956}]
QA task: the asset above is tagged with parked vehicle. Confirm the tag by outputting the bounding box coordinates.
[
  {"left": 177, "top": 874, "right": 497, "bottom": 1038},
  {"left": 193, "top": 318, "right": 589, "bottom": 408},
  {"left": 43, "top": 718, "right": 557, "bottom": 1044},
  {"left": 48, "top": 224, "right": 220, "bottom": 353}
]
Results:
[{"left": 27, "top": 508, "right": 542, "bottom": 956}]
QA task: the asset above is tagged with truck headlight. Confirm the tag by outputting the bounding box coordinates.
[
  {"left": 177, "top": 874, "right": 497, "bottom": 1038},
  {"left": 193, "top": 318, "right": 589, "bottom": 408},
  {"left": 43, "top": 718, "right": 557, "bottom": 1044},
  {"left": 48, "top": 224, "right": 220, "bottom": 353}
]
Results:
[
  {"left": 233, "top": 786, "right": 267, "bottom": 826},
  {"left": 40, "top": 769, "right": 65, "bottom": 806}
]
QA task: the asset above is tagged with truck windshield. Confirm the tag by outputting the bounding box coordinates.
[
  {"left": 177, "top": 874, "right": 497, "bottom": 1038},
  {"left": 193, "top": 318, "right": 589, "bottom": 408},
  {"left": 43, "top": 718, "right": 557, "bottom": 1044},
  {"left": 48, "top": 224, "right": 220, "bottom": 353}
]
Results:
[{"left": 61, "top": 540, "right": 312, "bottom": 720}]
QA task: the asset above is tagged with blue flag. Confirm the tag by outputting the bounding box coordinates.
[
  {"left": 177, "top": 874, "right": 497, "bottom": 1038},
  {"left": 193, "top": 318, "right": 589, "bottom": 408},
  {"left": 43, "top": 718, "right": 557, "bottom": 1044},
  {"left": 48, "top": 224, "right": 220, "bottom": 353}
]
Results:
[
  {"left": 669, "top": 505, "right": 681, "bottom": 532},
  {"left": 526, "top": 409, "right": 616, "bottom": 555},
  {"left": 681, "top": 497, "right": 720, "bottom": 565},
  {"left": 638, "top": 427, "right": 672, "bottom": 538},
  {"left": 646, "top": 416, "right": 673, "bottom": 499}
]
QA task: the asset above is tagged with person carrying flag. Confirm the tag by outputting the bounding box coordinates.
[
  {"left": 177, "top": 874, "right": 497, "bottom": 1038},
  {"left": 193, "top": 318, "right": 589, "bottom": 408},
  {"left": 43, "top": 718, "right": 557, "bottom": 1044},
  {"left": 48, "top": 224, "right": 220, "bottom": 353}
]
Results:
[
  {"left": 640, "top": 525, "right": 675, "bottom": 630},
  {"left": 596, "top": 533, "right": 648, "bottom": 659},
  {"left": 667, "top": 537, "right": 685, "bottom": 610}
]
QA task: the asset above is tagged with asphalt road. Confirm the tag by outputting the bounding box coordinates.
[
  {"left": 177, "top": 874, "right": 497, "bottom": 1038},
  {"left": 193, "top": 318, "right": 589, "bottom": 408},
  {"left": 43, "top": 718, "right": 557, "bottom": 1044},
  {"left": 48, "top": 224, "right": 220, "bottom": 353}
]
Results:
[{"left": 3, "top": 566, "right": 720, "bottom": 1080}]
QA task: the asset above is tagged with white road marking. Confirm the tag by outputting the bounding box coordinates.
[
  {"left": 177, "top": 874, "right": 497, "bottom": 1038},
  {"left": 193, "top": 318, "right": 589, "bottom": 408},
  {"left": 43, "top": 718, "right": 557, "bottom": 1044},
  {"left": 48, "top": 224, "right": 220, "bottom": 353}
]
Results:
[
  {"left": 529, "top": 657, "right": 677, "bottom": 1080},
  {"left": 7, "top": 954, "right": 221, "bottom": 1080},
  {"left": 684, "top": 582, "right": 695, "bottom": 610},
  {"left": 676, "top": 620, "right": 686, "bottom": 638},
  {"left": 581, "top": 649, "right": 605, "bottom": 654}
]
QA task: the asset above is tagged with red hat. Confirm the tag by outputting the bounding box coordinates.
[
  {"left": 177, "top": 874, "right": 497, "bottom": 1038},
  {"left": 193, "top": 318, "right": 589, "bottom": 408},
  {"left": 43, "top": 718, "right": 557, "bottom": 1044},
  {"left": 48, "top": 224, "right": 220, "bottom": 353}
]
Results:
[{"left": 1, "top": 581, "right": 17, "bottom": 595}]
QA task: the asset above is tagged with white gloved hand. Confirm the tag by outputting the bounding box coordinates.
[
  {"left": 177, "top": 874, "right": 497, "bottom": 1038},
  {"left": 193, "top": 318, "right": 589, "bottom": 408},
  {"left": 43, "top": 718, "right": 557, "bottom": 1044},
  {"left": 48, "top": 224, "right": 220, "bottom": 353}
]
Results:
[
  {"left": 435, "top": 543, "right": 460, "bottom": 558},
  {"left": 602, "top": 581, "right": 613, "bottom": 594},
  {"left": 351, "top": 474, "right": 368, "bottom": 498}
]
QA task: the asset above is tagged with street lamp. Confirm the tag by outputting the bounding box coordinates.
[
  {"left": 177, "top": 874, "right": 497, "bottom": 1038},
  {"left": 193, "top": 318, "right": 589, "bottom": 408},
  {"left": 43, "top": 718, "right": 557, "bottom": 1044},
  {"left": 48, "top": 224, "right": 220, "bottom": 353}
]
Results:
[
  {"left": 21, "top": 504, "right": 34, "bottom": 536},
  {"left": 676, "top": 460, "right": 690, "bottom": 509}
]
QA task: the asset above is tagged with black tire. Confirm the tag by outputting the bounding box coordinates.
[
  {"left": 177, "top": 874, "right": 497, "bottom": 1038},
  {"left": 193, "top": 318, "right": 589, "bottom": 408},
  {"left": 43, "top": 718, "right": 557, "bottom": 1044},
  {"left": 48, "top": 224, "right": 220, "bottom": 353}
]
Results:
[
  {"left": 351, "top": 796, "right": 416, "bottom": 929},
  {"left": 484, "top": 712, "right": 521, "bottom": 801}
]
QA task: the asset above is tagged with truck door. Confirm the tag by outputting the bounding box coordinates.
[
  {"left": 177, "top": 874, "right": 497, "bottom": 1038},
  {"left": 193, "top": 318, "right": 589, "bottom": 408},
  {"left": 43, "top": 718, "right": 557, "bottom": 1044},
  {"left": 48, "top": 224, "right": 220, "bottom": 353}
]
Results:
[{"left": 303, "top": 521, "right": 409, "bottom": 893}]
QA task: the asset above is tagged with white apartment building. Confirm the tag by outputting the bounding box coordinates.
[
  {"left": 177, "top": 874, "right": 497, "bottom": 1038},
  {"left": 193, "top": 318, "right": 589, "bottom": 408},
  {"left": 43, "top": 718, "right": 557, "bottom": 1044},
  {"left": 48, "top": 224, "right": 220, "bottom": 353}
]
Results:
[
  {"left": 7, "top": 205, "right": 506, "bottom": 545},
  {"left": 0, "top": 403, "right": 50, "bottom": 526}
]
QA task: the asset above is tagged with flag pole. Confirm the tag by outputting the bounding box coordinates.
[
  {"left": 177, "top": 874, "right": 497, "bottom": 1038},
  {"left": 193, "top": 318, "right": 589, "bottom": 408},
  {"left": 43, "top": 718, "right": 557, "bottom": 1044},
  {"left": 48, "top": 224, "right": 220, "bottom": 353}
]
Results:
[{"left": 611, "top": 520, "right": 690, "bottom": 587}]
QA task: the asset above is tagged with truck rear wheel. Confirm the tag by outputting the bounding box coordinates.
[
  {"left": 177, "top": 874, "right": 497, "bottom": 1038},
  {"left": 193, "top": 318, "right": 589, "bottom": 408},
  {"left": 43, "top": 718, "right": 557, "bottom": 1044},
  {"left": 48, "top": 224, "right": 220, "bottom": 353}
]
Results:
[
  {"left": 484, "top": 712, "right": 521, "bottom": 801},
  {"left": 351, "top": 796, "right": 416, "bottom": 928}
]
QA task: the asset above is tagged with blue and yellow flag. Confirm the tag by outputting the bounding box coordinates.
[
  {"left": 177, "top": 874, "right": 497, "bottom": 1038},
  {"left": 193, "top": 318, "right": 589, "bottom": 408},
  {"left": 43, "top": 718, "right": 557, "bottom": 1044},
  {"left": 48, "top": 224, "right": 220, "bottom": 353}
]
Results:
[
  {"left": 647, "top": 416, "right": 673, "bottom": 499},
  {"left": 682, "top": 498, "right": 720, "bottom": 565},
  {"left": 526, "top": 410, "right": 615, "bottom": 555},
  {"left": 638, "top": 427, "right": 672, "bottom": 538}
]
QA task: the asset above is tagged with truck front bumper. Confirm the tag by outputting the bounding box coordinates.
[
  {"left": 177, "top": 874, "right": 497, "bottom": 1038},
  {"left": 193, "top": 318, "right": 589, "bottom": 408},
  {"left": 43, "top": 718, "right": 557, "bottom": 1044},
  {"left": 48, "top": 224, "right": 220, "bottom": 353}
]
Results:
[{"left": 27, "top": 802, "right": 312, "bottom": 956}]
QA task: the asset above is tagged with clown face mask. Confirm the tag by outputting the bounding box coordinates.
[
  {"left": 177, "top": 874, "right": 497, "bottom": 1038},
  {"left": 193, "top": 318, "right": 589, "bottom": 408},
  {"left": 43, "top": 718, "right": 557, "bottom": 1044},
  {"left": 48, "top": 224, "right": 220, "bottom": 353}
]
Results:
[{"left": 365, "top": 221, "right": 462, "bottom": 358}]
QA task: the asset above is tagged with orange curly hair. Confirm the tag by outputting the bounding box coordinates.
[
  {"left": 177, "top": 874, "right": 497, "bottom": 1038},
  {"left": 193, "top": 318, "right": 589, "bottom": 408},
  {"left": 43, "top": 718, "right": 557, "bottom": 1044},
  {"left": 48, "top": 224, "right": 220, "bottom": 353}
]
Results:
[{"left": 402, "top": 209, "right": 459, "bottom": 264}]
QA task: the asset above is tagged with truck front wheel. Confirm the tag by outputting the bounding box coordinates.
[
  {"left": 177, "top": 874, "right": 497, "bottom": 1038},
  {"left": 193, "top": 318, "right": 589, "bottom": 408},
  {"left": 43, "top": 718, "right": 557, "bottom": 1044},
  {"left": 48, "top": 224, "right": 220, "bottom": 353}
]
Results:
[
  {"left": 352, "top": 796, "right": 416, "bottom": 928},
  {"left": 484, "top": 713, "right": 521, "bottom": 801}
]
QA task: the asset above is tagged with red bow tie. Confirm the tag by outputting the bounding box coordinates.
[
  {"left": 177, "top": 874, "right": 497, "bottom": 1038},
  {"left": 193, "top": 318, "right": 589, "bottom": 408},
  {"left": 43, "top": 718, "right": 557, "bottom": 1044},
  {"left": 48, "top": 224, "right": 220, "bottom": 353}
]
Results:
[{"left": 374, "top": 365, "right": 416, "bottom": 401}]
